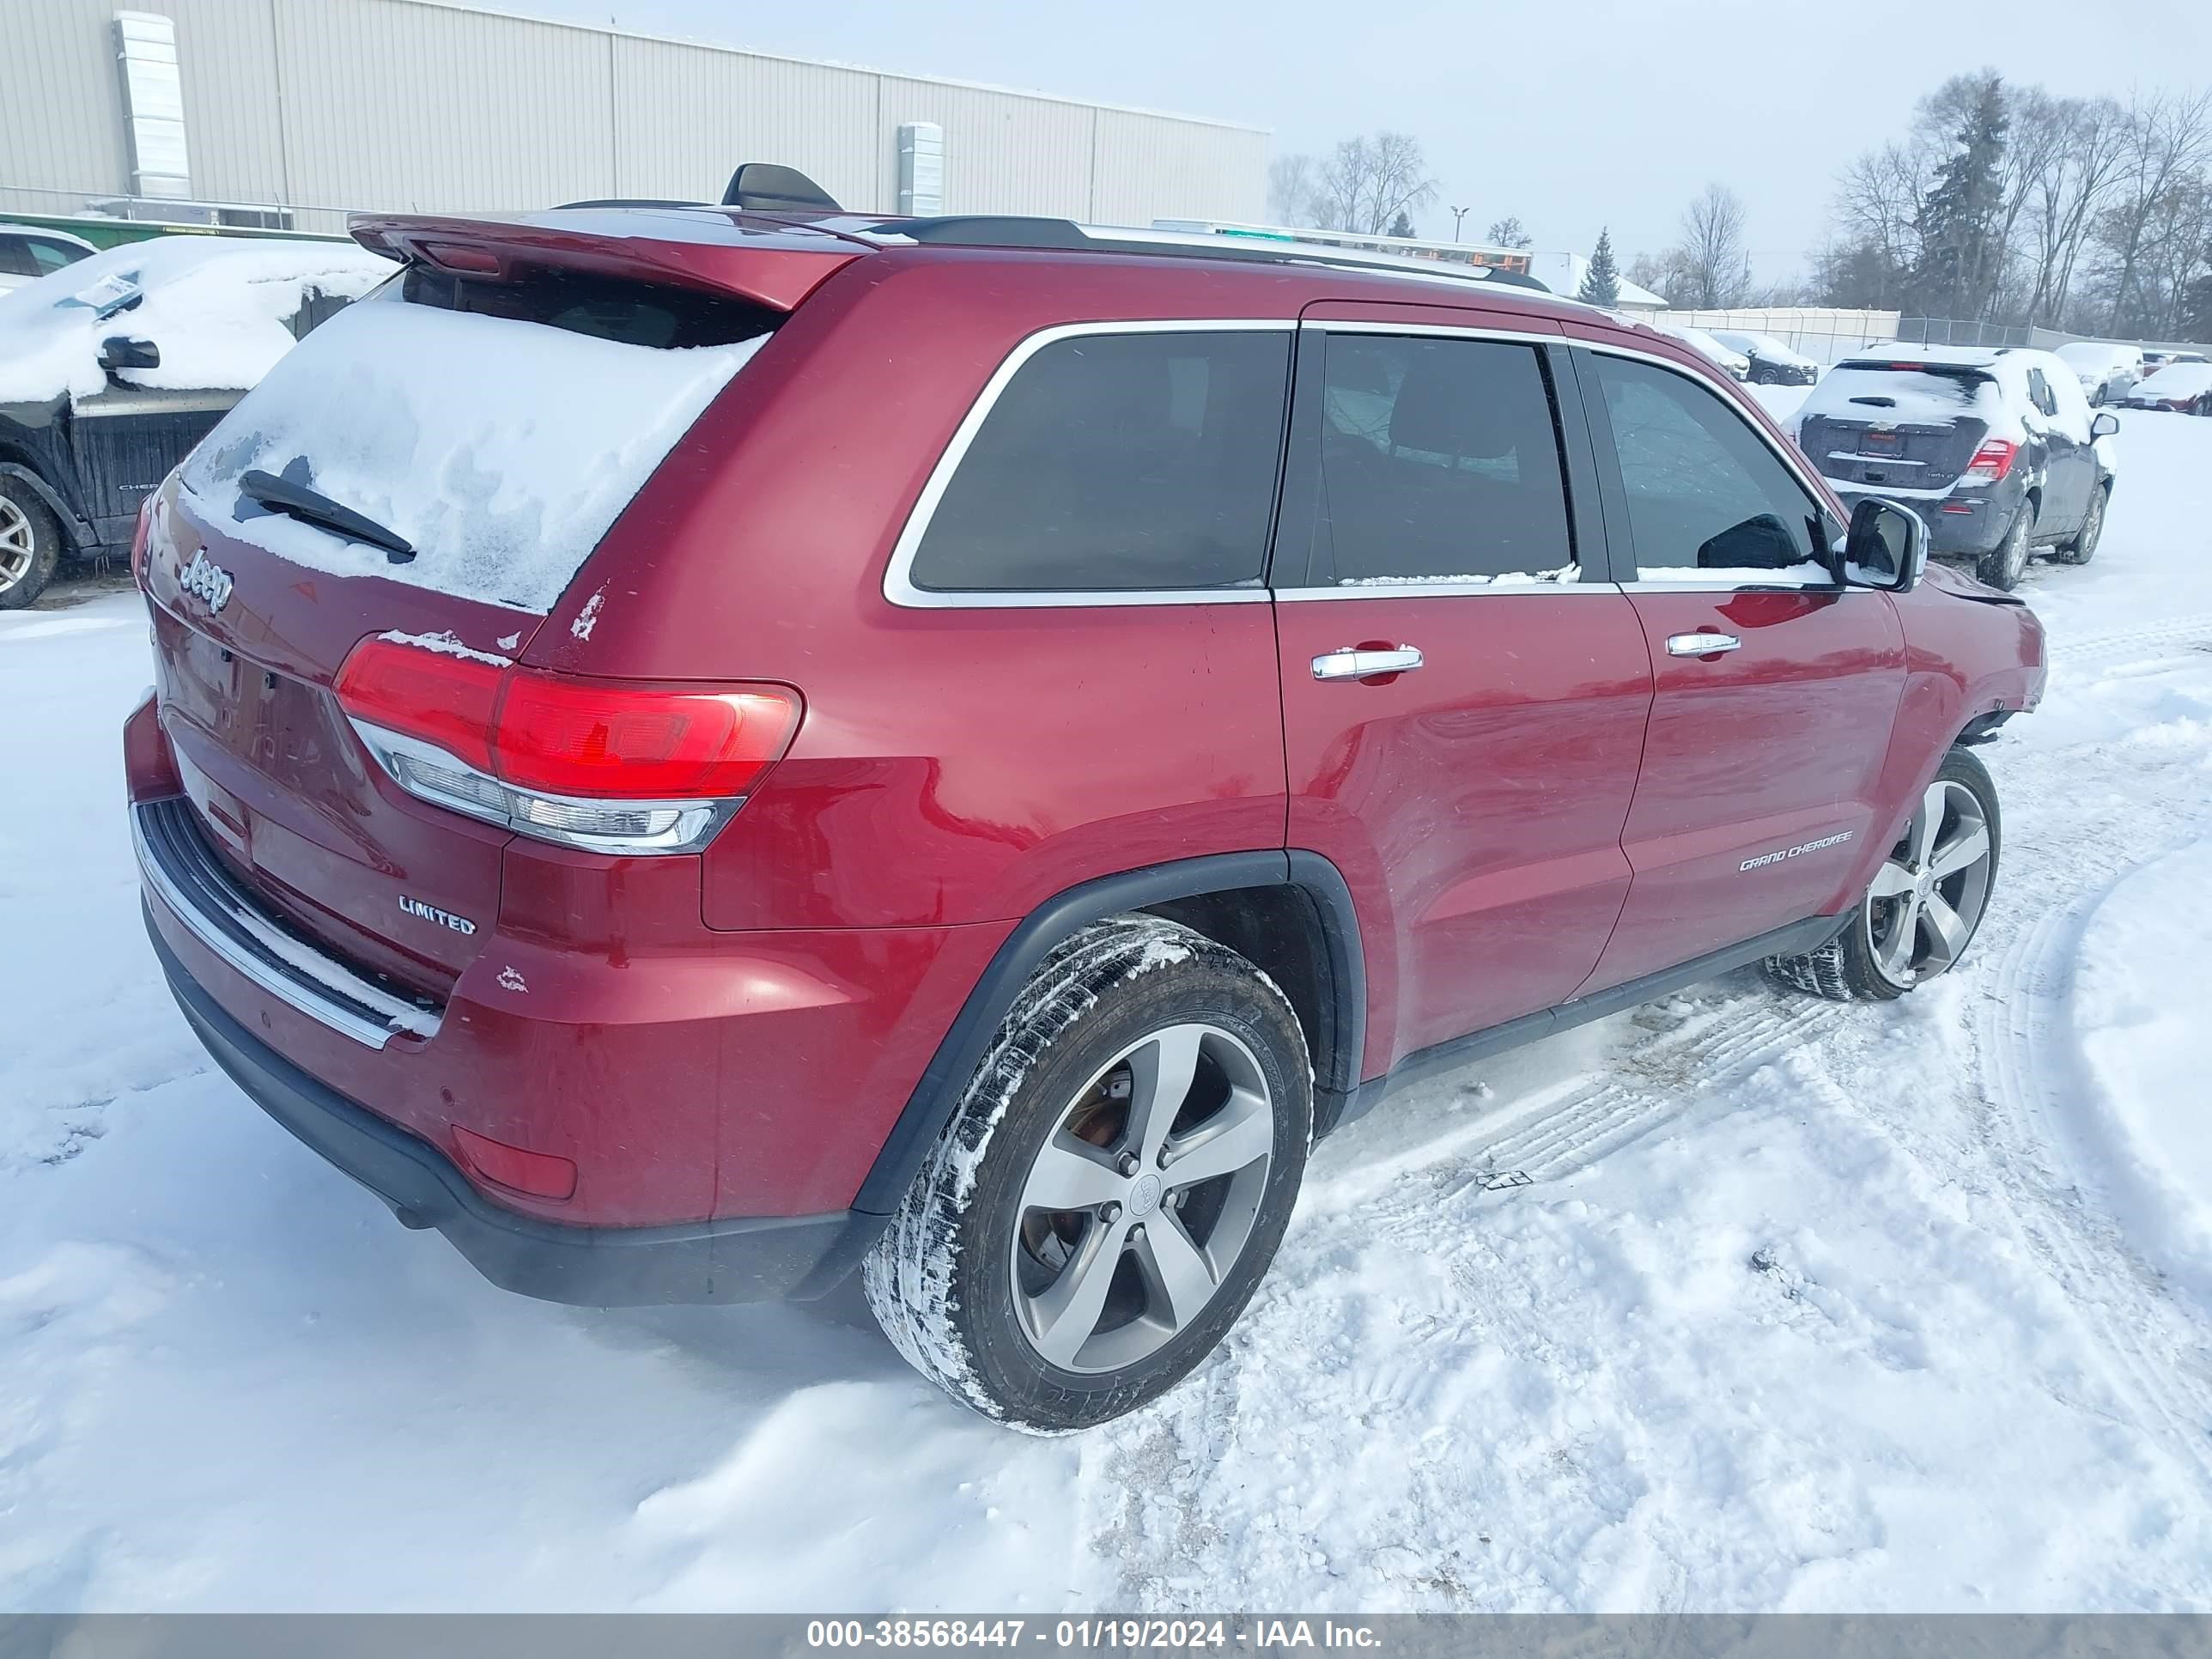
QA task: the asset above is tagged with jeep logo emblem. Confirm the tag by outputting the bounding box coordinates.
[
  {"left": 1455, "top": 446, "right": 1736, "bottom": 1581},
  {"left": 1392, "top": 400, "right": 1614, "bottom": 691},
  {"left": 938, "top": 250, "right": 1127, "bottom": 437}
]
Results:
[
  {"left": 398, "top": 896, "right": 477, "bottom": 935},
  {"left": 179, "top": 550, "right": 234, "bottom": 612}
]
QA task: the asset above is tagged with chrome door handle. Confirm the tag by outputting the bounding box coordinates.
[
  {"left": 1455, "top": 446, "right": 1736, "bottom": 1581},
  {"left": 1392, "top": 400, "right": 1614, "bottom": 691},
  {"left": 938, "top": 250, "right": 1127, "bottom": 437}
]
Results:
[
  {"left": 1312, "top": 645, "right": 1425, "bottom": 681},
  {"left": 1665, "top": 632, "right": 1742, "bottom": 657}
]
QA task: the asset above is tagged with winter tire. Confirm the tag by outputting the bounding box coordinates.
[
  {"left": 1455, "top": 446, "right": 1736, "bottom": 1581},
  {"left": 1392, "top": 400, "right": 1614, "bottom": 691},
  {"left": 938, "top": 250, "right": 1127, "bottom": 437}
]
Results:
[
  {"left": 864, "top": 915, "right": 1311, "bottom": 1432},
  {"left": 1977, "top": 503, "right": 2033, "bottom": 591},
  {"left": 2053, "top": 482, "right": 2107, "bottom": 565},
  {"left": 0, "top": 477, "right": 62, "bottom": 611},
  {"left": 1765, "top": 747, "right": 2001, "bottom": 1003}
]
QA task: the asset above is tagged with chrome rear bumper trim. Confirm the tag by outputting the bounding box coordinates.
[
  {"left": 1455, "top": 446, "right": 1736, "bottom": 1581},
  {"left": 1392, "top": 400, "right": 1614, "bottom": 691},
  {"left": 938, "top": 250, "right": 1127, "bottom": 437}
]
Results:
[{"left": 134, "top": 797, "right": 442, "bottom": 1049}]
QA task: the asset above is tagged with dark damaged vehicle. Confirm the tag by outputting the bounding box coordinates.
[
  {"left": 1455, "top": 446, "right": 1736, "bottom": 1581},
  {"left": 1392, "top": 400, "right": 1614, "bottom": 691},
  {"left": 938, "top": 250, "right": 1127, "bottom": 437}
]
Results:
[
  {"left": 1793, "top": 343, "right": 2118, "bottom": 591},
  {"left": 0, "top": 235, "right": 388, "bottom": 607}
]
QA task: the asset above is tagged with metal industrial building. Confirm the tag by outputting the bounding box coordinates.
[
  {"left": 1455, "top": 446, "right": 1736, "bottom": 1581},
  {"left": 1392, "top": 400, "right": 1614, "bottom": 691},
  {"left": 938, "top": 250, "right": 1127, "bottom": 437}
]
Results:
[{"left": 2, "top": 0, "right": 1269, "bottom": 237}]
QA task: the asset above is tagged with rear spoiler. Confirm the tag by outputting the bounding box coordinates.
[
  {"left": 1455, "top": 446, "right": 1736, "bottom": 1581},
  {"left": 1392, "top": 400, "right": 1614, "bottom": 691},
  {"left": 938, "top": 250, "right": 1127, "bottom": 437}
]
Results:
[{"left": 349, "top": 211, "right": 861, "bottom": 312}]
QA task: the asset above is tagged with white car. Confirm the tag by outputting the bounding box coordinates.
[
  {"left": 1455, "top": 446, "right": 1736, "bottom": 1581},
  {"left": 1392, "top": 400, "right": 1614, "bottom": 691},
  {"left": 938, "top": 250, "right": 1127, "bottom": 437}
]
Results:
[
  {"left": 1652, "top": 321, "right": 1751, "bottom": 380},
  {"left": 0, "top": 224, "right": 98, "bottom": 292},
  {"left": 2054, "top": 340, "right": 2144, "bottom": 406}
]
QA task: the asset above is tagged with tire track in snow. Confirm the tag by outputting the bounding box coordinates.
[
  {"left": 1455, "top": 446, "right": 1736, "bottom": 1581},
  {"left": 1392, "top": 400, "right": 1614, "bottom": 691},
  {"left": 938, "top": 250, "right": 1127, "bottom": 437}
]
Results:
[
  {"left": 1967, "top": 849, "right": 2212, "bottom": 1487},
  {"left": 1453, "top": 998, "right": 1832, "bottom": 1192}
]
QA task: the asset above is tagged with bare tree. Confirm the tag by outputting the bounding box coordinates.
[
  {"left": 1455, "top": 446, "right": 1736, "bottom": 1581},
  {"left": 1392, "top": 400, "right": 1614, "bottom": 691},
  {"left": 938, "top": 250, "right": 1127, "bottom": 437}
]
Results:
[
  {"left": 2098, "top": 90, "right": 2212, "bottom": 331},
  {"left": 1314, "top": 133, "right": 1439, "bottom": 234},
  {"left": 1668, "top": 184, "right": 1754, "bottom": 308},
  {"left": 1267, "top": 154, "right": 1322, "bottom": 226},
  {"left": 2023, "top": 95, "right": 2131, "bottom": 325},
  {"left": 1485, "top": 215, "right": 1533, "bottom": 249}
]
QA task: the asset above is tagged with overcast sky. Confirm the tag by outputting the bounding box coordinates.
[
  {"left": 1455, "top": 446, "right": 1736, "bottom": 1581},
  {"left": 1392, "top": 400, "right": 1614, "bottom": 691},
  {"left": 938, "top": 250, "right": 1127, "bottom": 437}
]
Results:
[{"left": 521, "top": 0, "right": 2207, "bottom": 280}]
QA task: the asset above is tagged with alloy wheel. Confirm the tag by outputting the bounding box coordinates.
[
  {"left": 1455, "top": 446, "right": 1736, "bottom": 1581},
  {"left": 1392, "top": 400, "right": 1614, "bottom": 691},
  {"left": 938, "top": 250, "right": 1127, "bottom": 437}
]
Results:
[
  {"left": 1010, "top": 1022, "right": 1274, "bottom": 1374},
  {"left": 0, "top": 496, "right": 35, "bottom": 594},
  {"left": 1863, "top": 778, "right": 1996, "bottom": 987}
]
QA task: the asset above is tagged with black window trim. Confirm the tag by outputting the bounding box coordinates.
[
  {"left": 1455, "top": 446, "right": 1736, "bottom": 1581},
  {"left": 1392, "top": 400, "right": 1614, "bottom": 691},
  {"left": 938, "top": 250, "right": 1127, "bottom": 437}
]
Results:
[
  {"left": 1572, "top": 337, "right": 1863, "bottom": 595},
  {"left": 881, "top": 318, "right": 1296, "bottom": 610}
]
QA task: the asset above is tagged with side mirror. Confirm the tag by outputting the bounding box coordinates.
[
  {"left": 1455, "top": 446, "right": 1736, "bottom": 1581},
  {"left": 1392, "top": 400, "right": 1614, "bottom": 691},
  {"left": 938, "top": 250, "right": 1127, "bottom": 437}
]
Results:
[
  {"left": 1844, "top": 497, "right": 1928, "bottom": 593},
  {"left": 2091, "top": 412, "right": 2120, "bottom": 439},
  {"left": 97, "top": 335, "right": 161, "bottom": 373}
]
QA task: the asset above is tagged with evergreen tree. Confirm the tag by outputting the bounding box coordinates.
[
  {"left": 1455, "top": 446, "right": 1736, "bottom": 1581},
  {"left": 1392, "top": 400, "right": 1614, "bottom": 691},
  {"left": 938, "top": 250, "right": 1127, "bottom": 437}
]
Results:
[
  {"left": 1387, "top": 210, "right": 1416, "bottom": 239},
  {"left": 1578, "top": 228, "right": 1622, "bottom": 306},
  {"left": 1912, "top": 72, "right": 2011, "bottom": 317}
]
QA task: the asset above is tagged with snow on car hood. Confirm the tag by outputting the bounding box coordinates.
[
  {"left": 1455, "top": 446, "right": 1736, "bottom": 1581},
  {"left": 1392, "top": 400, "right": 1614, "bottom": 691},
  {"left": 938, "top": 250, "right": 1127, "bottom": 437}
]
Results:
[
  {"left": 0, "top": 236, "right": 393, "bottom": 405},
  {"left": 179, "top": 297, "right": 764, "bottom": 614}
]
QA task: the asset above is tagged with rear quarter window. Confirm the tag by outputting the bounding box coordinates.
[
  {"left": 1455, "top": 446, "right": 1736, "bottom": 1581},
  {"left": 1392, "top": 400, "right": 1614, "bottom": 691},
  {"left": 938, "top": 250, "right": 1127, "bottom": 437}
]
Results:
[{"left": 908, "top": 328, "right": 1291, "bottom": 594}]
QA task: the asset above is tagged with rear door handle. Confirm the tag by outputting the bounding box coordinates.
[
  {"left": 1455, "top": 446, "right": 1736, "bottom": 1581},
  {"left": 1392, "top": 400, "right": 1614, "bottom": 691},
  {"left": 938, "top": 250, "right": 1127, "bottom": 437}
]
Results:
[
  {"left": 1312, "top": 646, "right": 1424, "bottom": 681},
  {"left": 1665, "top": 632, "right": 1742, "bottom": 657}
]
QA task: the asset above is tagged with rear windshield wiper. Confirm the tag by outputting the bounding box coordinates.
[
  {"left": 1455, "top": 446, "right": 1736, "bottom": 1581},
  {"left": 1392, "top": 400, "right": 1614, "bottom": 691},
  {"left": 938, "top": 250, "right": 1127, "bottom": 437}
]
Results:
[{"left": 239, "top": 469, "right": 416, "bottom": 563}]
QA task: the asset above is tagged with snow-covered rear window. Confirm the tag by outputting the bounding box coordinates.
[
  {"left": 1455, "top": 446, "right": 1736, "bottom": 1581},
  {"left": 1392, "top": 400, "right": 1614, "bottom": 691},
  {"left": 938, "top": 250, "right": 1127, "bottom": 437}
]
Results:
[
  {"left": 179, "top": 287, "right": 774, "bottom": 614},
  {"left": 1800, "top": 362, "right": 2002, "bottom": 427}
]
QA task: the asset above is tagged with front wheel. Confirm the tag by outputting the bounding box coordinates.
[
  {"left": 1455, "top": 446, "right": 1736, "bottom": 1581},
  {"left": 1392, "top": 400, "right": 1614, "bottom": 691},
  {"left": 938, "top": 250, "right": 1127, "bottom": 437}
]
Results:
[
  {"left": 1765, "top": 748, "right": 2002, "bottom": 1002},
  {"left": 865, "top": 916, "right": 1311, "bottom": 1432},
  {"left": 1977, "top": 504, "right": 2033, "bottom": 591}
]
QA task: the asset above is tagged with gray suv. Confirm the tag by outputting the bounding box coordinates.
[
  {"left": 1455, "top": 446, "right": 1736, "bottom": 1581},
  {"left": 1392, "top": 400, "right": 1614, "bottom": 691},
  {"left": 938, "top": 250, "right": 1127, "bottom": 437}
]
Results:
[{"left": 1794, "top": 343, "right": 2118, "bottom": 590}]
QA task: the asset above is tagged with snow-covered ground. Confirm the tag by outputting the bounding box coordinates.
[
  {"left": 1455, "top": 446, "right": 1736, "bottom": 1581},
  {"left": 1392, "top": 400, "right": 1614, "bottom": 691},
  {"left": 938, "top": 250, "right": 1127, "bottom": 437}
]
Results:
[{"left": 4, "top": 405, "right": 2211, "bottom": 1613}]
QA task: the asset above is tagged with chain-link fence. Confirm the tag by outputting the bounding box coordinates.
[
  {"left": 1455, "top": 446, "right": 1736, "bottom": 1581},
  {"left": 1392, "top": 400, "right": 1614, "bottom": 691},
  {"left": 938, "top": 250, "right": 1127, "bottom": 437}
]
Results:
[{"left": 1649, "top": 307, "right": 1904, "bottom": 365}]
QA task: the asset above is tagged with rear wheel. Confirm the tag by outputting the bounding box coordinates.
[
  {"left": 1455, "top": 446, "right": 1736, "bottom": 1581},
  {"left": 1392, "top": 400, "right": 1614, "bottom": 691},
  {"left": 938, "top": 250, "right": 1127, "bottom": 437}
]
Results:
[
  {"left": 1977, "top": 503, "right": 2033, "bottom": 590},
  {"left": 865, "top": 916, "right": 1311, "bottom": 1432},
  {"left": 2053, "top": 481, "right": 2107, "bottom": 565},
  {"left": 1765, "top": 747, "right": 2001, "bottom": 1002},
  {"left": 0, "top": 477, "right": 62, "bottom": 611}
]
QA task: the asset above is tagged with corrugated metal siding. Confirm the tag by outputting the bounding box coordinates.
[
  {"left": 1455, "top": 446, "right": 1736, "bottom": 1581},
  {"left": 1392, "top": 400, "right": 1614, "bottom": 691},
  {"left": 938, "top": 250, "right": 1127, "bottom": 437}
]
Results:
[
  {"left": 270, "top": 0, "right": 616, "bottom": 212},
  {"left": 1091, "top": 108, "right": 1267, "bottom": 226},
  {"left": 5, "top": 0, "right": 1267, "bottom": 228},
  {"left": 872, "top": 77, "right": 1095, "bottom": 217},
  {"left": 611, "top": 37, "right": 877, "bottom": 209},
  {"left": 0, "top": 0, "right": 131, "bottom": 216},
  {"left": 161, "top": 0, "right": 291, "bottom": 205}
]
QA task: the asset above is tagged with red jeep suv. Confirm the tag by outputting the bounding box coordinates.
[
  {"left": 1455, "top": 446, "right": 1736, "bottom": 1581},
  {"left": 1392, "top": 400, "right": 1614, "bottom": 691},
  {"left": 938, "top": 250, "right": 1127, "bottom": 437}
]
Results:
[{"left": 125, "top": 204, "right": 2045, "bottom": 1431}]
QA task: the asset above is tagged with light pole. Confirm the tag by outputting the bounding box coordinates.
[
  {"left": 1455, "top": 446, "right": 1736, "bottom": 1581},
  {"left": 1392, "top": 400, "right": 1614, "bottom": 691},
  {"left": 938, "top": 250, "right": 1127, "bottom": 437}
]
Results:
[{"left": 1449, "top": 206, "right": 1469, "bottom": 242}]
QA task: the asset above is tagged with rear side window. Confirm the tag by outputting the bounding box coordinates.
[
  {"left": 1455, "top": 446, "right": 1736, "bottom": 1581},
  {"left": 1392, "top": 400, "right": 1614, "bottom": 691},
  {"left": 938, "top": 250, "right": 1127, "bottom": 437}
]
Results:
[
  {"left": 0, "top": 236, "right": 35, "bottom": 278},
  {"left": 909, "top": 330, "right": 1291, "bottom": 593},
  {"left": 1304, "top": 333, "right": 1574, "bottom": 584},
  {"left": 29, "top": 239, "right": 80, "bottom": 274},
  {"left": 1590, "top": 354, "right": 1830, "bottom": 586}
]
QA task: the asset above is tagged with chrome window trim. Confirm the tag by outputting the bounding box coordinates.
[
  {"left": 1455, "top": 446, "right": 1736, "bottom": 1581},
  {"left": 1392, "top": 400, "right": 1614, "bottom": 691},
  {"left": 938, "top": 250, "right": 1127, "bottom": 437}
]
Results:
[
  {"left": 881, "top": 318, "right": 1296, "bottom": 611},
  {"left": 1274, "top": 581, "right": 1620, "bottom": 602},
  {"left": 1296, "top": 317, "right": 1565, "bottom": 348},
  {"left": 134, "top": 797, "right": 441, "bottom": 1050}
]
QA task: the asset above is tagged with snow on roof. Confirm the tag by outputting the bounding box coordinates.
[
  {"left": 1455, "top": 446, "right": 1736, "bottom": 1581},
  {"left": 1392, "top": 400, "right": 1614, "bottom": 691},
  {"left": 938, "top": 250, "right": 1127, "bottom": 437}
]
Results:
[
  {"left": 1844, "top": 341, "right": 2008, "bottom": 368},
  {"left": 0, "top": 235, "right": 394, "bottom": 406}
]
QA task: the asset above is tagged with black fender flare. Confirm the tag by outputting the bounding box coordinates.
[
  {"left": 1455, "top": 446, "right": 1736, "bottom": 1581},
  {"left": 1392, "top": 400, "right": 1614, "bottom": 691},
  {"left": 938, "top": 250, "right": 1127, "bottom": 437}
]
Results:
[
  {"left": 848, "top": 849, "right": 1367, "bottom": 1216},
  {"left": 0, "top": 461, "right": 96, "bottom": 552}
]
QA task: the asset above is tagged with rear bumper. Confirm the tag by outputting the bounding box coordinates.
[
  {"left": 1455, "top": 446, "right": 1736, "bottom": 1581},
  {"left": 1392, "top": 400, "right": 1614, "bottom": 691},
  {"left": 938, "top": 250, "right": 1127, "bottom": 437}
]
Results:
[
  {"left": 1827, "top": 481, "right": 2016, "bottom": 557},
  {"left": 149, "top": 912, "right": 883, "bottom": 1305}
]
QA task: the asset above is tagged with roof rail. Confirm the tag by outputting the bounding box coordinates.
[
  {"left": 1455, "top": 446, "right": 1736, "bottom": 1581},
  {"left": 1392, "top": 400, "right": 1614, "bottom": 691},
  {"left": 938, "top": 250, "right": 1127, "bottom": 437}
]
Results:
[{"left": 854, "top": 216, "right": 1554, "bottom": 294}]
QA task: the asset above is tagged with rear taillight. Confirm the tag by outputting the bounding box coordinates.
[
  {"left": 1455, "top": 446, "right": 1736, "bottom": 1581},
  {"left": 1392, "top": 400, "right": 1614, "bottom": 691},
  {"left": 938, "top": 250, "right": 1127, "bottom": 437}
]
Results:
[
  {"left": 1965, "top": 438, "right": 2017, "bottom": 481},
  {"left": 333, "top": 635, "right": 801, "bottom": 854},
  {"left": 130, "top": 495, "right": 156, "bottom": 588}
]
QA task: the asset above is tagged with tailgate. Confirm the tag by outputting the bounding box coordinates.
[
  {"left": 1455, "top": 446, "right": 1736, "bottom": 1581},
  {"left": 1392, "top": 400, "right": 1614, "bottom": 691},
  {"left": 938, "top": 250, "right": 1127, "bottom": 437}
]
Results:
[{"left": 148, "top": 507, "right": 535, "bottom": 993}]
